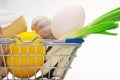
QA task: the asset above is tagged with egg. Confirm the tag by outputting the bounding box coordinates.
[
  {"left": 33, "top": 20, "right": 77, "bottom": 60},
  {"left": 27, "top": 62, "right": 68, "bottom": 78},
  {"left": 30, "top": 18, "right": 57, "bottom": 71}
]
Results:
[{"left": 51, "top": 5, "right": 85, "bottom": 39}]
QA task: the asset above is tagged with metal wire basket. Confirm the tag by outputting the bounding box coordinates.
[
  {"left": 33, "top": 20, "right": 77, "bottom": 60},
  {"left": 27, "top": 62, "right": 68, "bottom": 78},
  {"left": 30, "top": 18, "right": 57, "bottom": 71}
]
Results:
[{"left": 0, "top": 36, "right": 84, "bottom": 80}]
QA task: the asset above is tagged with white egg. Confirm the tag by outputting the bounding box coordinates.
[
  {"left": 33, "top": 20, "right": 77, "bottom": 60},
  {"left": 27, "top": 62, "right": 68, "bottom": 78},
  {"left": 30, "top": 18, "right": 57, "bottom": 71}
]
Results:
[{"left": 51, "top": 5, "right": 85, "bottom": 39}]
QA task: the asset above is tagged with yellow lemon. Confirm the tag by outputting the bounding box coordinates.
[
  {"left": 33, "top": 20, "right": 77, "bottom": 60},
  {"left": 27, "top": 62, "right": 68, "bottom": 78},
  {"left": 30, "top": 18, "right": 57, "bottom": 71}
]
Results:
[{"left": 6, "top": 32, "right": 45, "bottom": 78}]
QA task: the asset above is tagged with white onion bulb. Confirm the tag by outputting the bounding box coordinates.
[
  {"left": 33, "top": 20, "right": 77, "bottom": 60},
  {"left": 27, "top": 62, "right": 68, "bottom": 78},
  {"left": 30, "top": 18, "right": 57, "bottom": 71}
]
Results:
[{"left": 51, "top": 5, "right": 85, "bottom": 39}]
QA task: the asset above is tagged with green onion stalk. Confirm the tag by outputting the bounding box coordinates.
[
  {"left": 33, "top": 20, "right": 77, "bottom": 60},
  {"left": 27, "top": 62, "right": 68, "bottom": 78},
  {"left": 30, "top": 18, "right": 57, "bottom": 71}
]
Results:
[{"left": 37, "top": 7, "right": 120, "bottom": 79}]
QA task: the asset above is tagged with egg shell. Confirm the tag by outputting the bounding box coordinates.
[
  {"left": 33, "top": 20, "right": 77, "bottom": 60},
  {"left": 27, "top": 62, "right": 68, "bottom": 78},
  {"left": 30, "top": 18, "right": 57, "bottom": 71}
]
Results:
[{"left": 51, "top": 5, "right": 85, "bottom": 39}]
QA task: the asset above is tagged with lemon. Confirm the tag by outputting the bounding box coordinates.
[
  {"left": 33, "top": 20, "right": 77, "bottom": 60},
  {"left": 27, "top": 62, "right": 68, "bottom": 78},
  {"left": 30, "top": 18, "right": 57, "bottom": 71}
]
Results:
[{"left": 6, "top": 32, "right": 45, "bottom": 78}]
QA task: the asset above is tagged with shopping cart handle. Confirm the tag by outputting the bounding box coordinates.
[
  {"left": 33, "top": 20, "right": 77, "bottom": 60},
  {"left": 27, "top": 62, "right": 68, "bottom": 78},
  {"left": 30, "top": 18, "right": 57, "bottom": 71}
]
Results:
[{"left": 65, "top": 39, "right": 84, "bottom": 43}]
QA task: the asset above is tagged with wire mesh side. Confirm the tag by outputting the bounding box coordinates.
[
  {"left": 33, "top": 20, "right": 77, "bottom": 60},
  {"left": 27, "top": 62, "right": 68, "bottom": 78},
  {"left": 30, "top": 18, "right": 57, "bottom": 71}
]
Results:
[
  {"left": 0, "top": 44, "right": 9, "bottom": 80},
  {"left": 0, "top": 37, "right": 82, "bottom": 80}
]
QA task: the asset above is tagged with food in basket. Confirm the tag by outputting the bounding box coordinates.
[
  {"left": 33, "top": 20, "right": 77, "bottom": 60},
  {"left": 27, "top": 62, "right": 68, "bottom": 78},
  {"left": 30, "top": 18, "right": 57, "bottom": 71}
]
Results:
[
  {"left": 0, "top": 10, "right": 27, "bottom": 78},
  {"left": 0, "top": 10, "right": 27, "bottom": 38},
  {"left": 0, "top": 68, "right": 8, "bottom": 78},
  {"left": 51, "top": 5, "right": 85, "bottom": 39},
  {"left": 5, "top": 32, "right": 45, "bottom": 78},
  {"left": 46, "top": 5, "right": 85, "bottom": 60},
  {"left": 0, "top": 50, "right": 8, "bottom": 79},
  {"left": 0, "top": 45, "right": 8, "bottom": 67},
  {"left": 31, "top": 16, "right": 55, "bottom": 39},
  {"left": 39, "top": 7, "right": 120, "bottom": 79}
]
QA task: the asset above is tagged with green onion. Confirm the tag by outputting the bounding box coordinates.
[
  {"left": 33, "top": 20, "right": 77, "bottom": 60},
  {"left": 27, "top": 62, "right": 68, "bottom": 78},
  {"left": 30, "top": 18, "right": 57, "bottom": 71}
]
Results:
[
  {"left": 39, "top": 7, "right": 120, "bottom": 79},
  {"left": 61, "top": 21, "right": 118, "bottom": 39},
  {"left": 61, "top": 7, "right": 120, "bottom": 39},
  {"left": 88, "top": 7, "right": 120, "bottom": 26}
]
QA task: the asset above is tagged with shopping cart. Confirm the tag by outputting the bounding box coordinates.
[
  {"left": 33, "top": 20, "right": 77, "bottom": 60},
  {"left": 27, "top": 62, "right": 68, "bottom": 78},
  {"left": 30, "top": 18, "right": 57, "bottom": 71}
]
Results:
[{"left": 0, "top": 36, "right": 84, "bottom": 80}]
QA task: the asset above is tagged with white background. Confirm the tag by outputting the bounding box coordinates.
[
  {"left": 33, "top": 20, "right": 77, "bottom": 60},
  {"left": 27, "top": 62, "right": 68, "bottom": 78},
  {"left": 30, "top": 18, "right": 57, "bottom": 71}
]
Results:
[{"left": 0, "top": 0, "right": 120, "bottom": 80}]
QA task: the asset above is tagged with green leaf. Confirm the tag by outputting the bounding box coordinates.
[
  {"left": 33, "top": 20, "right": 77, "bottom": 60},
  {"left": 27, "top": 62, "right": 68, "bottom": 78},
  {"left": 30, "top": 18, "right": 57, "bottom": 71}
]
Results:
[
  {"left": 61, "top": 21, "right": 119, "bottom": 39},
  {"left": 88, "top": 7, "right": 120, "bottom": 26},
  {"left": 96, "top": 31, "right": 117, "bottom": 35}
]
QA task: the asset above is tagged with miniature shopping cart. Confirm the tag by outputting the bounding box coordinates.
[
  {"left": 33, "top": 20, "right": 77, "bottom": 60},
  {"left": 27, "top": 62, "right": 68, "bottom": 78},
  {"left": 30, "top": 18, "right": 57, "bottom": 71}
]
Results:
[{"left": 0, "top": 36, "right": 84, "bottom": 80}]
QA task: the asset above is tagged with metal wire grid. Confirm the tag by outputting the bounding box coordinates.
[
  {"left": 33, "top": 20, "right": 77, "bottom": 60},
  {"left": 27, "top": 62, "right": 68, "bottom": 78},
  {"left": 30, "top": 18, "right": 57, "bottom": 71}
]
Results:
[{"left": 0, "top": 36, "right": 82, "bottom": 80}]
